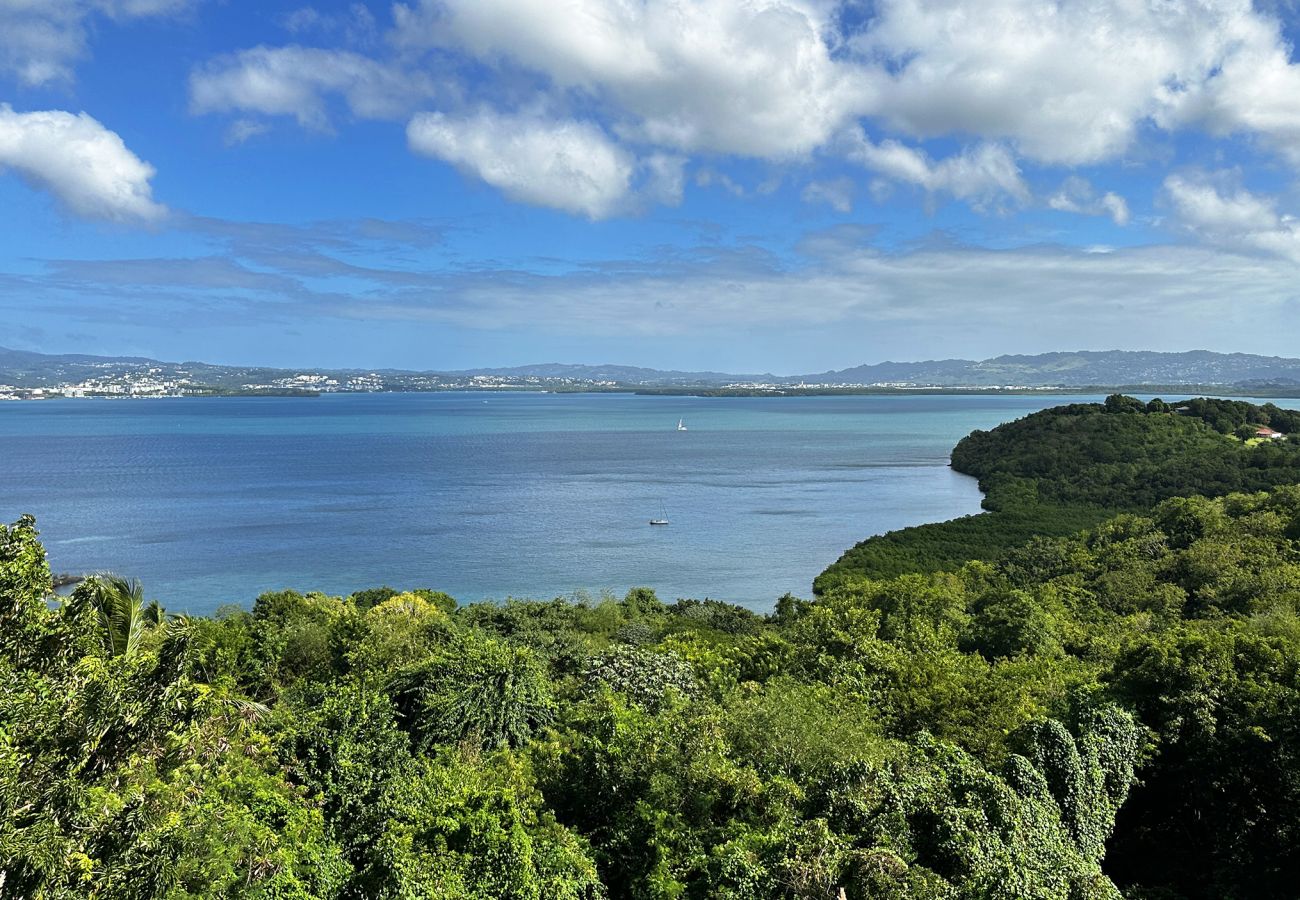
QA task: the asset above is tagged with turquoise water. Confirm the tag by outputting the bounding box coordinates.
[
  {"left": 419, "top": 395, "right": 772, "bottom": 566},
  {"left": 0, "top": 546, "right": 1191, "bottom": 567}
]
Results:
[{"left": 3, "top": 391, "right": 1278, "bottom": 613}]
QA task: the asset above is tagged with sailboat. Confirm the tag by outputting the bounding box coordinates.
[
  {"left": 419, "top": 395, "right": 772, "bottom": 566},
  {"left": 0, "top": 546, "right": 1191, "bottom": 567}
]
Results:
[
  {"left": 677, "top": 418, "right": 687, "bottom": 431},
  {"left": 649, "top": 501, "right": 669, "bottom": 526}
]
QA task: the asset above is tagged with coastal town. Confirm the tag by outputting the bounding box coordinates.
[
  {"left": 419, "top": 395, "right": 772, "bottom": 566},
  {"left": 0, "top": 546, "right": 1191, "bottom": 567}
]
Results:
[
  {"left": 0, "top": 370, "right": 1065, "bottom": 400},
  {"left": 0, "top": 366, "right": 626, "bottom": 399}
]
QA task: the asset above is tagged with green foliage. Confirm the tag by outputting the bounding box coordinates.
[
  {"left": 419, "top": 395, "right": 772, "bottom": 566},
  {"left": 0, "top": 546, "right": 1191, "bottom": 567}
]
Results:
[
  {"left": 820, "top": 396, "right": 1300, "bottom": 586},
  {"left": 348, "top": 592, "right": 454, "bottom": 675},
  {"left": 0, "top": 584, "right": 346, "bottom": 898},
  {"left": 613, "top": 620, "right": 657, "bottom": 646},
  {"left": 352, "top": 586, "right": 458, "bottom": 615},
  {"left": 273, "top": 679, "right": 412, "bottom": 891},
  {"left": 0, "top": 513, "right": 50, "bottom": 608},
  {"left": 966, "top": 587, "right": 1061, "bottom": 659},
  {"left": 1008, "top": 705, "right": 1140, "bottom": 861},
  {"left": 723, "top": 678, "right": 879, "bottom": 779},
  {"left": 620, "top": 587, "right": 666, "bottom": 619},
  {"left": 250, "top": 589, "right": 359, "bottom": 688},
  {"left": 389, "top": 635, "right": 556, "bottom": 752},
  {"left": 581, "top": 646, "right": 699, "bottom": 710},
  {"left": 818, "top": 735, "right": 1124, "bottom": 899},
  {"left": 0, "top": 514, "right": 58, "bottom": 669},
  {"left": 66, "top": 573, "right": 165, "bottom": 658},
  {"left": 455, "top": 596, "right": 612, "bottom": 674},
  {"left": 376, "top": 750, "right": 604, "bottom": 900},
  {"left": 816, "top": 503, "right": 1113, "bottom": 588},
  {"left": 667, "top": 598, "right": 762, "bottom": 635}
]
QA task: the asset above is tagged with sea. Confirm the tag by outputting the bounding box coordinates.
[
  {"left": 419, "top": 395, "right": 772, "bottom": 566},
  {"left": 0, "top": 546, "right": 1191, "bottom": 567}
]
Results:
[{"left": 3, "top": 391, "right": 1291, "bottom": 614}]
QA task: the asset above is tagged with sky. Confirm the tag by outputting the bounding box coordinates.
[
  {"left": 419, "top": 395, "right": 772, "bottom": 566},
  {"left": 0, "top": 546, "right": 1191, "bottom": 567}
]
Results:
[{"left": 3, "top": 1, "right": 1300, "bottom": 374}]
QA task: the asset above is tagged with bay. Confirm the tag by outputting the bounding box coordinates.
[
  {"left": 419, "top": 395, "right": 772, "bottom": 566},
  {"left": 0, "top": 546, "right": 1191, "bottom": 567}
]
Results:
[{"left": 3, "top": 391, "right": 1286, "bottom": 614}]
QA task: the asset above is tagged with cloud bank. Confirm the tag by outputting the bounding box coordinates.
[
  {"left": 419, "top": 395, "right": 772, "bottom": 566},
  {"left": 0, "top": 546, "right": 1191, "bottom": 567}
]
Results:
[{"left": 179, "top": 0, "right": 1300, "bottom": 223}]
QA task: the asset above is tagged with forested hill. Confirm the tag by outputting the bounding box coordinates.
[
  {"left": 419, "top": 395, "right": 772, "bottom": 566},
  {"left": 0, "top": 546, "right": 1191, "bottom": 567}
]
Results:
[
  {"left": 818, "top": 395, "right": 1300, "bottom": 587},
  {"left": 6, "top": 477, "right": 1300, "bottom": 895}
]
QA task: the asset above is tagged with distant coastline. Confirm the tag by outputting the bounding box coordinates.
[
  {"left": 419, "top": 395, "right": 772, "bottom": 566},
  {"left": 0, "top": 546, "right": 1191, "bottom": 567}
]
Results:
[
  {"left": 1, "top": 387, "right": 323, "bottom": 401},
  {"left": 7, "top": 346, "right": 1300, "bottom": 400},
  {"left": 9, "top": 383, "right": 1300, "bottom": 402}
]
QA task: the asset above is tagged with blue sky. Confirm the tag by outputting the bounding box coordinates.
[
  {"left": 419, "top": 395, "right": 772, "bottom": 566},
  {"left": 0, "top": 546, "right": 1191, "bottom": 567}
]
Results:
[{"left": 3, "top": 0, "right": 1300, "bottom": 374}]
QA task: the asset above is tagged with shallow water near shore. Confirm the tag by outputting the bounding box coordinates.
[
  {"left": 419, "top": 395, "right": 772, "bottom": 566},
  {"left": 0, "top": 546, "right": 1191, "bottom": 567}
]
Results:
[{"left": 4, "top": 391, "right": 1280, "bottom": 614}]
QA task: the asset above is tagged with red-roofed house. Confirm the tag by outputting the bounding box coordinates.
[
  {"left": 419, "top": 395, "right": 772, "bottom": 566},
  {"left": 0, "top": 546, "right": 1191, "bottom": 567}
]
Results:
[{"left": 1256, "top": 427, "right": 1285, "bottom": 439}]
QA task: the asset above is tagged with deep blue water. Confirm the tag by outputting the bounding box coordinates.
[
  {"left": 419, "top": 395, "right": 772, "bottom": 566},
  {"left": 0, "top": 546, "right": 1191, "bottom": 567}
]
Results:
[{"left": 3, "top": 391, "right": 1274, "bottom": 614}]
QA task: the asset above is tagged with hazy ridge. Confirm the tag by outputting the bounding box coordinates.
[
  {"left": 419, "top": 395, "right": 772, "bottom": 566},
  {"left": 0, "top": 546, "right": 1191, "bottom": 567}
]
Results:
[{"left": 5, "top": 346, "right": 1300, "bottom": 391}]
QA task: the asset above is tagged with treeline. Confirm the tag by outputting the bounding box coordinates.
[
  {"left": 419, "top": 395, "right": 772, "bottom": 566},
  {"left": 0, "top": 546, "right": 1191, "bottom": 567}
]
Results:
[
  {"left": 818, "top": 395, "right": 1300, "bottom": 587},
  {"left": 5, "top": 479, "right": 1300, "bottom": 897}
]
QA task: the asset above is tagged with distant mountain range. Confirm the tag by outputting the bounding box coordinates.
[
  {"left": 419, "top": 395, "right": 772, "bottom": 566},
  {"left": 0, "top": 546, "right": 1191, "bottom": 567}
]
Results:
[
  {"left": 803, "top": 351, "right": 1300, "bottom": 388},
  {"left": 4, "top": 346, "right": 1300, "bottom": 393}
]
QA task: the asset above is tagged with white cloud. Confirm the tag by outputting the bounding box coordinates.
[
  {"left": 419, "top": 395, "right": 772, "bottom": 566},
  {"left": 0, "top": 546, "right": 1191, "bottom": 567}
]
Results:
[
  {"left": 190, "top": 46, "right": 436, "bottom": 130},
  {"left": 310, "top": 241, "right": 1300, "bottom": 355},
  {"left": 850, "top": 0, "right": 1299, "bottom": 165},
  {"left": 1048, "top": 176, "right": 1130, "bottom": 226},
  {"left": 407, "top": 110, "right": 635, "bottom": 218},
  {"left": 695, "top": 168, "right": 747, "bottom": 198},
  {"left": 1164, "top": 172, "right": 1300, "bottom": 261},
  {"left": 1153, "top": 8, "right": 1300, "bottom": 162},
  {"left": 0, "top": 104, "right": 165, "bottom": 221},
  {"left": 224, "top": 118, "right": 271, "bottom": 146},
  {"left": 282, "top": 4, "right": 378, "bottom": 46},
  {"left": 23, "top": 216, "right": 1300, "bottom": 360},
  {"left": 802, "top": 178, "right": 854, "bottom": 213},
  {"left": 382, "top": 0, "right": 1300, "bottom": 170},
  {"left": 0, "top": 0, "right": 195, "bottom": 86},
  {"left": 179, "top": 0, "right": 1300, "bottom": 221},
  {"left": 641, "top": 153, "right": 687, "bottom": 207},
  {"left": 848, "top": 133, "right": 1028, "bottom": 210},
  {"left": 392, "top": 0, "right": 870, "bottom": 159}
]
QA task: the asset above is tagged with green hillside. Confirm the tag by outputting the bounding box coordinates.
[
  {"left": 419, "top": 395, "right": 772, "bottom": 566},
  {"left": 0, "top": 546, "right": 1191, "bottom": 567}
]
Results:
[{"left": 817, "top": 396, "right": 1300, "bottom": 589}]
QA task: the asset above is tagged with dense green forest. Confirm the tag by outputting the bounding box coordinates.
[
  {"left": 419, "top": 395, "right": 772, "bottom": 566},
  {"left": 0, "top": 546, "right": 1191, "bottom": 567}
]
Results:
[
  {"left": 3, "top": 396, "right": 1300, "bottom": 898},
  {"left": 818, "top": 396, "right": 1300, "bottom": 587}
]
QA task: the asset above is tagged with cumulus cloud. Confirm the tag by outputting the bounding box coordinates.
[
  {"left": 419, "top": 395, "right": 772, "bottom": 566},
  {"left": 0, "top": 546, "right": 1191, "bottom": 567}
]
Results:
[
  {"left": 1164, "top": 172, "right": 1300, "bottom": 261},
  {"left": 181, "top": 0, "right": 1300, "bottom": 221},
  {"left": 190, "top": 46, "right": 436, "bottom": 130},
  {"left": 0, "top": 0, "right": 195, "bottom": 86},
  {"left": 387, "top": 0, "right": 1300, "bottom": 171},
  {"left": 407, "top": 110, "right": 635, "bottom": 218},
  {"left": 1157, "top": 9, "right": 1300, "bottom": 162},
  {"left": 1048, "top": 176, "right": 1130, "bottom": 226},
  {"left": 0, "top": 104, "right": 165, "bottom": 221},
  {"left": 392, "top": 0, "right": 870, "bottom": 159},
  {"left": 850, "top": 0, "right": 1300, "bottom": 165},
  {"left": 847, "top": 133, "right": 1028, "bottom": 211}
]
